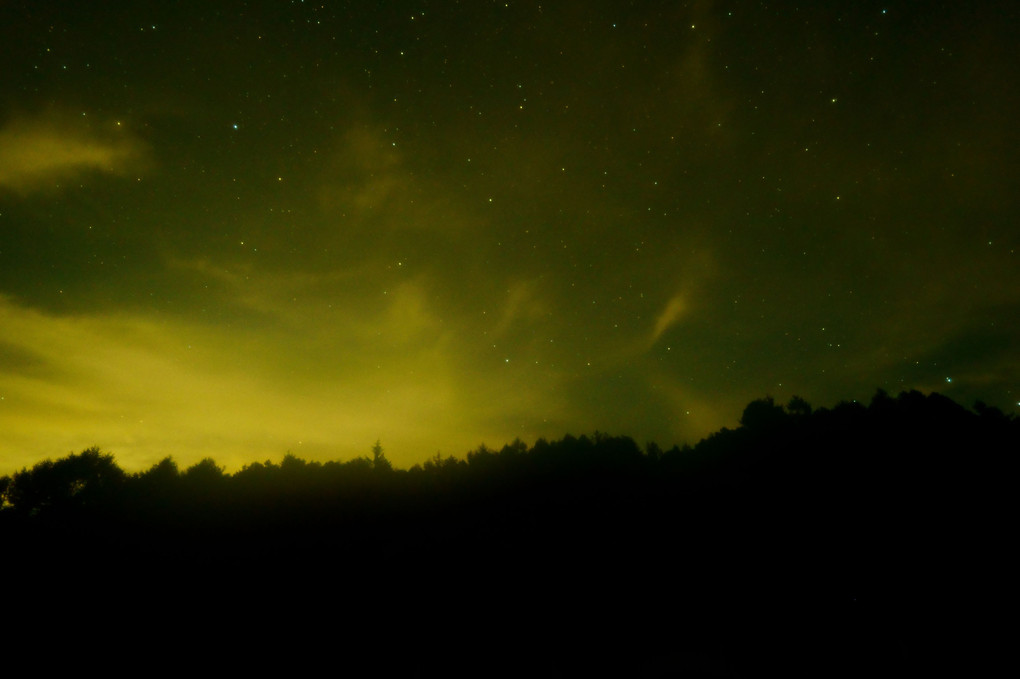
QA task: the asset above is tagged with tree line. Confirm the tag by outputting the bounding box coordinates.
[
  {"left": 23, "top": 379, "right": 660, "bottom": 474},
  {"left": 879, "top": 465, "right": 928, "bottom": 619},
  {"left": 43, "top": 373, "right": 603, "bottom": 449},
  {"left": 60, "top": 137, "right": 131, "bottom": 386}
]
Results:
[
  {"left": 1, "top": 389, "right": 1012, "bottom": 676},
  {"left": 2, "top": 388, "right": 1012, "bottom": 519}
]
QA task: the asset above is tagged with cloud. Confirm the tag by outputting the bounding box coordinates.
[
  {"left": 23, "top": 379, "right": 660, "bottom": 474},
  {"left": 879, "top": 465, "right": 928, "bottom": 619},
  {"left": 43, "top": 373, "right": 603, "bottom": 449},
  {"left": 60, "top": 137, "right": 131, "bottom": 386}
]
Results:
[
  {"left": 312, "top": 123, "right": 484, "bottom": 240},
  {"left": 650, "top": 294, "right": 689, "bottom": 345},
  {"left": 0, "top": 289, "right": 522, "bottom": 475},
  {"left": 317, "top": 126, "right": 407, "bottom": 215},
  {"left": 169, "top": 256, "right": 449, "bottom": 347},
  {"left": 490, "top": 280, "right": 549, "bottom": 339},
  {"left": 0, "top": 114, "right": 148, "bottom": 193},
  {"left": 0, "top": 298, "right": 390, "bottom": 471}
]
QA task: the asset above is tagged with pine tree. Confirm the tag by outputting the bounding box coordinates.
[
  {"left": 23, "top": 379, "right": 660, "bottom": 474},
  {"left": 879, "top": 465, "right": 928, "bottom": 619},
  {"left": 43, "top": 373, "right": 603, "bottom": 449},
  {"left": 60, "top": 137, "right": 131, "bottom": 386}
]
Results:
[{"left": 371, "top": 440, "right": 392, "bottom": 471}]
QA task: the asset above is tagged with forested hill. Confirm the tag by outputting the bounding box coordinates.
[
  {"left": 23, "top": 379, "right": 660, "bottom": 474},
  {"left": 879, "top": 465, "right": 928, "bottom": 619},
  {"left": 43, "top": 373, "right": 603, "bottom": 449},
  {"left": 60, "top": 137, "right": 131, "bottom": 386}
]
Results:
[{"left": 2, "top": 389, "right": 1013, "bottom": 676}]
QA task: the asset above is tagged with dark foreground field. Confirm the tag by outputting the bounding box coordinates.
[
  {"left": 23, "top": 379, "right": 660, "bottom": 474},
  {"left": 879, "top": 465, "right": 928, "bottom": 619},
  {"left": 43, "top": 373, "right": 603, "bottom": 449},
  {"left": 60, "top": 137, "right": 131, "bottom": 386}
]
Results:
[{"left": 3, "top": 391, "right": 1012, "bottom": 676}]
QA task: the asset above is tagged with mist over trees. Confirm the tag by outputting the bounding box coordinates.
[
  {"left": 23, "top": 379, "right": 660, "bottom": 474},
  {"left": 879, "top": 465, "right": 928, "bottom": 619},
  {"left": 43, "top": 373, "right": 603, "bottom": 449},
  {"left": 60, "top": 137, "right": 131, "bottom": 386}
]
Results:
[{"left": 1, "top": 390, "right": 1012, "bottom": 676}]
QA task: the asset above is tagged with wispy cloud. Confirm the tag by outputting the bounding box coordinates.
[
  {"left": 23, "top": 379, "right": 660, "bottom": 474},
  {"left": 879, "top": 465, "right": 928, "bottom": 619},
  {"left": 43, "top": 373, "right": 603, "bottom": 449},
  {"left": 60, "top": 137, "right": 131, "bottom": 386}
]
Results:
[
  {"left": 317, "top": 125, "right": 407, "bottom": 215},
  {"left": 0, "top": 114, "right": 149, "bottom": 193},
  {"left": 0, "top": 291, "right": 560, "bottom": 475},
  {"left": 650, "top": 293, "right": 689, "bottom": 346}
]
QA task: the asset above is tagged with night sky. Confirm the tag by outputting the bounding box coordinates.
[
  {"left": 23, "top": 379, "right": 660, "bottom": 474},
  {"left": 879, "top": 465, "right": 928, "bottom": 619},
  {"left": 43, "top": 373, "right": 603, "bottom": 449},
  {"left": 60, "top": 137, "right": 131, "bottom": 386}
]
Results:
[{"left": 1, "top": 1, "right": 1017, "bottom": 474}]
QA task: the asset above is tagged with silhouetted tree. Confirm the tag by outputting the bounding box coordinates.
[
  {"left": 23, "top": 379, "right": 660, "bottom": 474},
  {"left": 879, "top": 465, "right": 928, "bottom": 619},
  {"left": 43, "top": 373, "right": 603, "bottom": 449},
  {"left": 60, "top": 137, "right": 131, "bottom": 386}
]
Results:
[
  {"left": 739, "top": 395, "right": 787, "bottom": 430},
  {"left": 786, "top": 395, "right": 812, "bottom": 418},
  {"left": 868, "top": 387, "right": 896, "bottom": 413},
  {"left": 6, "top": 446, "right": 125, "bottom": 516},
  {"left": 645, "top": 441, "right": 664, "bottom": 461},
  {"left": 422, "top": 451, "right": 461, "bottom": 473},
  {"left": 183, "top": 458, "right": 226, "bottom": 490},
  {"left": 0, "top": 474, "right": 10, "bottom": 509},
  {"left": 280, "top": 452, "right": 310, "bottom": 475},
  {"left": 136, "top": 456, "right": 180, "bottom": 485},
  {"left": 372, "top": 440, "right": 392, "bottom": 471},
  {"left": 974, "top": 400, "right": 1011, "bottom": 423},
  {"left": 500, "top": 438, "right": 528, "bottom": 458}
]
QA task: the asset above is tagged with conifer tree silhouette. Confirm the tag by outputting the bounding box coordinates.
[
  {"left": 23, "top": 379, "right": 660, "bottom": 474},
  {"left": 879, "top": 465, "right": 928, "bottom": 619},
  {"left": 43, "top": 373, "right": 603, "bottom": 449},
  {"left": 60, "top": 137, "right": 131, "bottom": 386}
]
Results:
[{"left": 372, "top": 440, "right": 392, "bottom": 471}]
